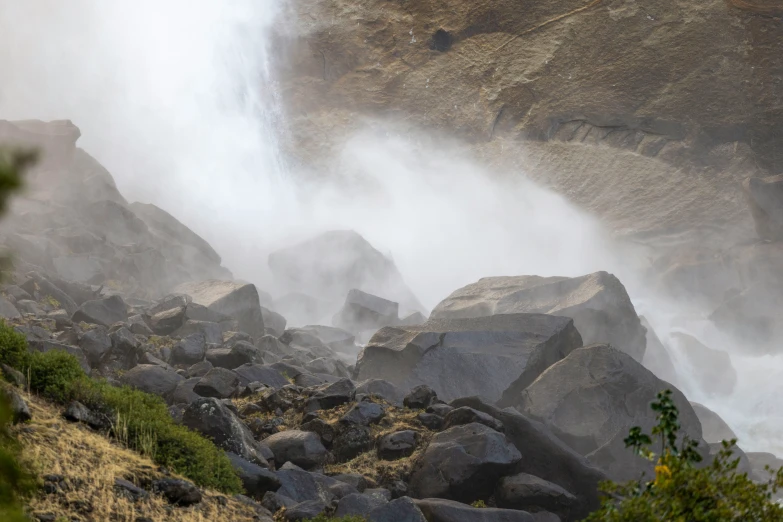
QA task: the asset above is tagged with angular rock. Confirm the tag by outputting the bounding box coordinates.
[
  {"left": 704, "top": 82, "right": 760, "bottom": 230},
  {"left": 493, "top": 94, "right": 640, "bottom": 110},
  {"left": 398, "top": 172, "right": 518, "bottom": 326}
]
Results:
[
  {"left": 29, "top": 339, "right": 90, "bottom": 373},
  {"left": 114, "top": 478, "right": 148, "bottom": 502},
  {"left": 496, "top": 473, "right": 578, "bottom": 520},
  {"left": 443, "top": 407, "right": 504, "bottom": 433},
  {"left": 175, "top": 320, "right": 223, "bottom": 345},
  {"left": 152, "top": 478, "right": 202, "bottom": 506},
  {"left": 149, "top": 306, "right": 186, "bottom": 335},
  {"left": 22, "top": 274, "right": 79, "bottom": 315},
  {"left": 78, "top": 327, "right": 112, "bottom": 366},
  {"left": 513, "top": 344, "right": 703, "bottom": 481},
  {"left": 378, "top": 430, "right": 418, "bottom": 460},
  {"left": 263, "top": 430, "right": 329, "bottom": 469},
  {"left": 71, "top": 295, "right": 127, "bottom": 327},
  {"left": 170, "top": 332, "right": 207, "bottom": 366},
  {"left": 409, "top": 423, "right": 522, "bottom": 502},
  {"left": 227, "top": 452, "right": 281, "bottom": 500},
  {"left": 450, "top": 396, "right": 605, "bottom": 519},
  {"left": 233, "top": 363, "right": 290, "bottom": 390},
  {"left": 672, "top": 332, "right": 737, "bottom": 395},
  {"left": 298, "top": 325, "right": 358, "bottom": 354},
  {"left": 0, "top": 296, "right": 20, "bottom": 319},
  {"left": 268, "top": 230, "right": 424, "bottom": 315},
  {"left": 336, "top": 492, "right": 388, "bottom": 517},
  {"left": 333, "top": 289, "right": 399, "bottom": 333},
  {"left": 274, "top": 467, "right": 337, "bottom": 504},
  {"left": 304, "top": 378, "right": 356, "bottom": 413},
  {"left": 193, "top": 368, "right": 240, "bottom": 399},
  {"left": 358, "top": 314, "right": 582, "bottom": 403},
  {"left": 168, "top": 378, "right": 201, "bottom": 405},
  {"left": 367, "top": 496, "right": 427, "bottom": 522},
  {"left": 333, "top": 424, "right": 373, "bottom": 462},
  {"left": 417, "top": 413, "right": 444, "bottom": 431},
  {"left": 186, "top": 360, "right": 213, "bottom": 378},
  {"left": 173, "top": 280, "right": 265, "bottom": 339},
  {"left": 120, "top": 364, "right": 184, "bottom": 397},
  {"left": 0, "top": 364, "right": 26, "bottom": 388},
  {"left": 300, "top": 418, "right": 336, "bottom": 448},
  {"left": 356, "top": 379, "right": 406, "bottom": 407},
  {"left": 206, "top": 341, "right": 261, "bottom": 369},
  {"left": 261, "top": 307, "right": 287, "bottom": 337},
  {"left": 404, "top": 385, "right": 438, "bottom": 410},
  {"left": 415, "top": 498, "right": 535, "bottom": 522},
  {"left": 744, "top": 174, "right": 783, "bottom": 241},
  {"left": 431, "top": 272, "right": 646, "bottom": 361},
  {"left": 63, "top": 401, "right": 109, "bottom": 430},
  {"left": 341, "top": 401, "right": 386, "bottom": 426},
  {"left": 182, "top": 397, "right": 269, "bottom": 466},
  {"left": 691, "top": 402, "right": 738, "bottom": 443},
  {"left": 127, "top": 314, "right": 153, "bottom": 336},
  {"left": 427, "top": 404, "right": 454, "bottom": 417},
  {"left": 284, "top": 499, "right": 328, "bottom": 521}
]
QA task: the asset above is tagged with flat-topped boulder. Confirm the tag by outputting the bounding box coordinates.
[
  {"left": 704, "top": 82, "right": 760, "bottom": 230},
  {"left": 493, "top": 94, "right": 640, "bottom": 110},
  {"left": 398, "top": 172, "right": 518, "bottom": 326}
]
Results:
[
  {"left": 356, "top": 314, "right": 582, "bottom": 403},
  {"left": 173, "top": 280, "right": 265, "bottom": 339},
  {"left": 333, "top": 289, "right": 400, "bottom": 334},
  {"left": 431, "top": 271, "right": 646, "bottom": 361}
]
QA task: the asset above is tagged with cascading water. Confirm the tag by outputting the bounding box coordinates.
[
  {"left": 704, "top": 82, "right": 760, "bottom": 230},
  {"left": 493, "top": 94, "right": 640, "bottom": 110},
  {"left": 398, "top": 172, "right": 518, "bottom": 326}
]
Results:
[{"left": 1, "top": 1, "right": 782, "bottom": 458}]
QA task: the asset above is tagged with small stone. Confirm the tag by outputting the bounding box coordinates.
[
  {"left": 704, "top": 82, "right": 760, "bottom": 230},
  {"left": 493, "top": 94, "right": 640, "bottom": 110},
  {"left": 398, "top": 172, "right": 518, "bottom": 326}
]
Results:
[
  {"left": 404, "top": 385, "right": 438, "bottom": 410},
  {"left": 378, "top": 431, "right": 418, "bottom": 460}
]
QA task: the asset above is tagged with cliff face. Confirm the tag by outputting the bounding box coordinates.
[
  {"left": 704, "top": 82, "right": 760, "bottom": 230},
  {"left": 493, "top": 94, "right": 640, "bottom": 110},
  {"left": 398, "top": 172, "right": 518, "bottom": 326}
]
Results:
[{"left": 277, "top": 0, "right": 783, "bottom": 238}]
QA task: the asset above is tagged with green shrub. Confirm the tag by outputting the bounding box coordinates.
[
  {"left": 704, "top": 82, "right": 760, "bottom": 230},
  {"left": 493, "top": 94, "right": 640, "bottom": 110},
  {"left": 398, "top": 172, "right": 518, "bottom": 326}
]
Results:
[
  {"left": 0, "top": 322, "right": 30, "bottom": 372},
  {"left": 0, "top": 394, "right": 36, "bottom": 522},
  {"left": 585, "top": 390, "right": 783, "bottom": 522},
  {"left": 28, "top": 350, "right": 85, "bottom": 401},
  {"left": 68, "top": 378, "right": 242, "bottom": 493}
]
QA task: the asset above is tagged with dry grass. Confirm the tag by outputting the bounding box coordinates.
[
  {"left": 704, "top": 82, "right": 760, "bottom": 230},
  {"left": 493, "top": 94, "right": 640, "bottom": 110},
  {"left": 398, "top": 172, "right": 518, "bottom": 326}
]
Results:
[{"left": 14, "top": 393, "right": 258, "bottom": 522}]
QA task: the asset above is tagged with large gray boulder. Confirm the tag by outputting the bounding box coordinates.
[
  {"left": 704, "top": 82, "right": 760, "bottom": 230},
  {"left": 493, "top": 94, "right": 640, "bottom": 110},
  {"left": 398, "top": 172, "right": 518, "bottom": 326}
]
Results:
[
  {"left": 173, "top": 280, "right": 265, "bottom": 339},
  {"left": 511, "top": 344, "right": 703, "bottom": 481},
  {"left": 356, "top": 314, "right": 582, "bottom": 403},
  {"left": 408, "top": 423, "right": 522, "bottom": 502},
  {"left": 71, "top": 295, "right": 127, "bottom": 327},
  {"left": 120, "top": 364, "right": 184, "bottom": 398},
  {"left": 495, "top": 473, "right": 578, "bottom": 521},
  {"left": 182, "top": 397, "right": 269, "bottom": 466},
  {"left": 0, "top": 296, "right": 20, "bottom": 319},
  {"left": 450, "top": 396, "right": 605, "bottom": 519},
  {"left": 333, "top": 289, "right": 399, "bottom": 333},
  {"left": 263, "top": 430, "right": 329, "bottom": 469},
  {"left": 268, "top": 230, "right": 424, "bottom": 315},
  {"left": 430, "top": 272, "right": 646, "bottom": 361},
  {"left": 415, "top": 498, "right": 535, "bottom": 522}
]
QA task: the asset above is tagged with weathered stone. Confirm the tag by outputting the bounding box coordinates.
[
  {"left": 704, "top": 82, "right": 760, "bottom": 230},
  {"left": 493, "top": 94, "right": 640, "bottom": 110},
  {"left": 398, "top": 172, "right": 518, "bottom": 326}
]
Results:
[
  {"left": 182, "top": 397, "right": 269, "bottom": 466},
  {"left": 149, "top": 306, "right": 186, "bottom": 335},
  {"left": 284, "top": 499, "right": 328, "bottom": 521},
  {"left": 333, "top": 289, "right": 399, "bottom": 333},
  {"left": 3, "top": 387, "right": 31, "bottom": 424},
  {"left": 71, "top": 295, "right": 127, "bottom": 327},
  {"left": 333, "top": 424, "right": 373, "bottom": 462},
  {"left": 443, "top": 407, "right": 504, "bottom": 433},
  {"left": 63, "top": 401, "right": 110, "bottom": 431},
  {"left": 233, "top": 363, "right": 290, "bottom": 390},
  {"left": 356, "top": 379, "right": 406, "bottom": 407},
  {"left": 367, "top": 496, "right": 427, "bottom": 522},
  {"left": 152, "top": 478, "right": 202, "bottom": 506},
  {"left": 358, "top": 314, "right": 582, "bottom": 403},
  {"left": 431, "top": 272, "right": 645, "bottom": 361},
  {"left": 186, "top": 360, "right": 213, "bottom": 378},
  {"left": 193, "top": 368, "right": 240, "bottom": 399},
  {"left": 427, "top": 404, "right": 454, "bottom": 417},
  {"left": 227, "top": 452, "right": 280, "bottom": 500},
  {"left": 173, "top": 280, "right": 265, "bottom": 339},
  {"left": 206, "top": 341, "right": 261, "bottom": 369},
  {"left": 274, "top": 467, "right": 337, "bottom": 504},
  {"left": 170, "top": 332, "right": 207, "bottom": 366},
  {"left": 78, "top": 327, "right": 112, "bottom": 366},
  {"left": 417, "top": 413, "right": 444, "bottom": 431},
  {"left": 264, "top": 430, "right": 329, "bottom": 469},
  {"left": 167, "top": 378, "right": 201, "bottom": 405},
  {"left": 128, "top": 314, "right": 153, "bottom": 336},
  {"left": 261, "top": 306, "right": 287, "bottom": 337},
  {"left": 514, "top": 344, "right": 703, "bottom": 482},
  {"left": 175, "top": 320, "right": 222, "bottom": 344},
  {"left": 341, "top": 401, "right": 386, "bottom": 426},
  {"left": 409, "top": 423, "right": 521, "bottom": 502},
  {"left": 404, "top": 385, "right": 438, "bottom": 410},
  {"left": 29, "top": 339, "right": 90, "bottom": 373},
  {"left": 416, "top": 498, "right": 535, "bottom": 522},
  {"left": 336, "top": 492, "right": 388, "bottom": 518},
  {"left": 120, "top": 365, "right": 184, "bottom": 398},
  {"left": 304, "top": 378, "right": 356, "bottom": 413},
  {"left": 114, "top": 478, "right": 148, "bottom": 502},
  {"left": 378, "top": 430, "right": 418, "bottom": 460},
  {"left": 496, "top": 473, "right": 578, "bottom": 520},
  {"left": 0, "top": 296, "right": 20, "bottom": 319}
]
